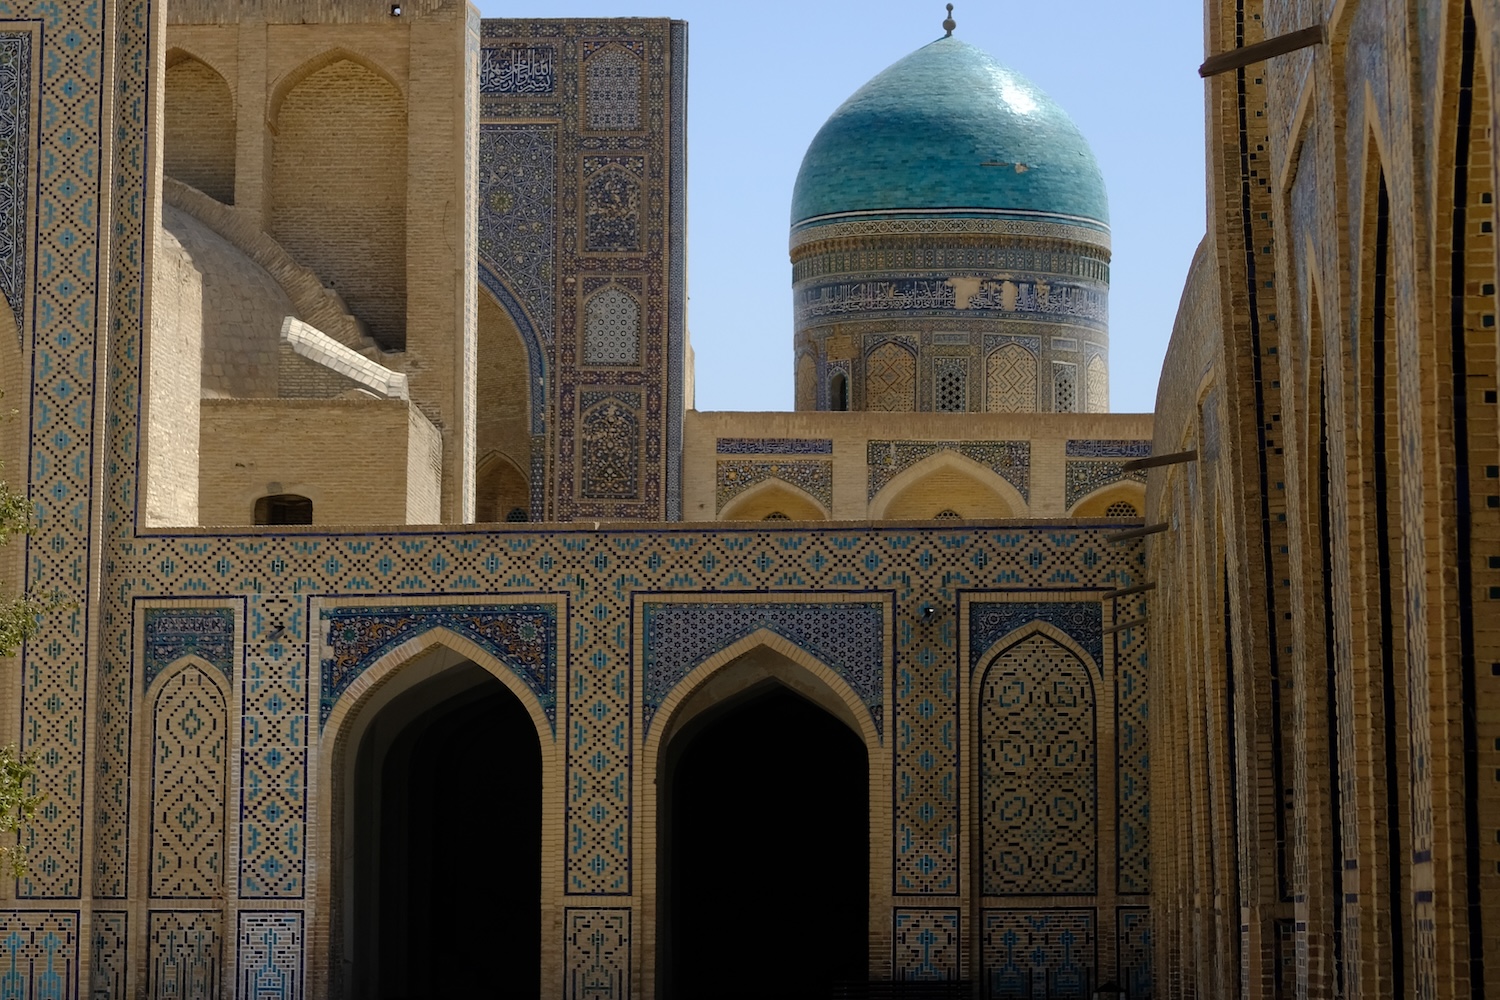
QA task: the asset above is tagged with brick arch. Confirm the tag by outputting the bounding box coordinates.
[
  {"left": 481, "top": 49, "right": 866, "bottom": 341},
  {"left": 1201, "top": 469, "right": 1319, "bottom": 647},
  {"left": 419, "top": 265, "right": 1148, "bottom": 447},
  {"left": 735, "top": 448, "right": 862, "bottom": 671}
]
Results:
[
  {"left": 268, "top": 51, "right": 407, "bottom": 348},
  {"left": 163, "top": 50, "right": 235, "bottom": 204},
  {"left": 718, "top": 477, "right": 828, "bottom": 521},
  {"left": 869, "top": 449, "right": 1025, "bottom": 520},
  {"left": 267, "top": 47, "right": 404, "bottom": 122},
  {"left": 640, "top": 631, "right": 884, "bottom": 998},
  {"left": 313, "top": 632, "right": 561, "bottom": 1000},
  {"left": 1069, "top": 479, "right": 1145, "bottom": 519}
]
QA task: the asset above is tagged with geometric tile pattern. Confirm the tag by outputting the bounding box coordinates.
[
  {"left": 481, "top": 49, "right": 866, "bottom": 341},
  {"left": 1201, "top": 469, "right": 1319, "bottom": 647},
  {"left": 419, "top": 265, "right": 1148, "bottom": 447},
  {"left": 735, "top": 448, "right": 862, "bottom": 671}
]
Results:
[
  {"left": 935, "top": 357, "right": 968, "bottom": 412},
  {"left": 866, "top": 341, "right": 918, "bottom": 411},
  {"left": 94, "top": 0, "right": 157, "bottom": 902},
  {"left": 715, "top": 460, "right": 833, "bottom": 512},
  {"left": 143, "top": 609, "right": 235, "bottom": 687},
  {"left": 1115, "top": 591, "right": 1151, "bottom": 894},
  {"left": 640, "top": 599, "right": 886, "bottom": 733},
  {"left": 89, "top": 912, "right": 127, "bottom": 1000},
  {"left": 110, "top": 524, "right": 1137, "bottom": 901},
  {"left": 0, "top": 31, "right": 30, "bottom": 339},
  {"left": 235, "top": 592, "right": 307, "bottom": 900},
  {"left": 150, "top": 667, "right": 228, "bottom": 899},
  {"left": 1054, "top": 362, "right": 1077, "bottom": 413},
  {"left": 584, "top": 46, "right": 640, "bottom": 130},
  {"left": 1117, "top": 906, "right": 1153, "bottom": 999},
  {"left": 1085, "top": 355, "right": 1108, "bottom": 413},
  {"left": 148, "top": 910, "right": 221, "bottom": 1000},
  {"left": 0, "top": 911, "right": 79, "bottom": 998},
  {"left": 986, "top": 343, "right": 1039, "bottom": 412},
  {"left": 318, "top": 603, "right": 558, "bottom": 729},
  {"left": 981, "top": 908, "right": 1096, "bottom": 999},
  {"left": 979, "top": 632, "right": 1096, "bottom": 895},
  {"left": 893, "top": 908, "right": 961, "bottom": 981},
  {"left": 21, "top": 0, "right": 121, "bottom": 898},
  {"left": 970, "top": 602, "right": 1103, "bottom": 673},
  {"left": 584, "top": 286, "right": 640, "bottom": 366},
  {"left": 564, "top": 908, "right": 630, "bottom": 1000},
  {"left": 867, "top": 440, "right": 1031, "bottom": 502},
  {"left": 236, "top": 912, "right": 302, "bottom": 1000}
]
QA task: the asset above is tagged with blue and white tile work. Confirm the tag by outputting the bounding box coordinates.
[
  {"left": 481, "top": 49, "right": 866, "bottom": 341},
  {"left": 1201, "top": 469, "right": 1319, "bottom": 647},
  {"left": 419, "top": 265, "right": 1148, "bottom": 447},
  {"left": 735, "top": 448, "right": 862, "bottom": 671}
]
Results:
[{"left": 0, "top": 2, "right": 1152, "bottom": 992}]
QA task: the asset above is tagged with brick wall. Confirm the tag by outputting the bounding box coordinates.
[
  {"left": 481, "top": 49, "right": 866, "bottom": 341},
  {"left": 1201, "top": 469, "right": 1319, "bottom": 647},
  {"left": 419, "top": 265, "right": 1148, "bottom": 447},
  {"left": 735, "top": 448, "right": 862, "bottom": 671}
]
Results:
[
  {"left": 198, "top": 397, "right": 429, "bottom": 525},
  {"left": 269, "top": 57, "right": 407, "bottom": 349},
  {"left": 145, "top": 217, "right": 203, "bottom": 526},
  {"left": 163, "top": 55, "right": 235, "bottom": 203}
]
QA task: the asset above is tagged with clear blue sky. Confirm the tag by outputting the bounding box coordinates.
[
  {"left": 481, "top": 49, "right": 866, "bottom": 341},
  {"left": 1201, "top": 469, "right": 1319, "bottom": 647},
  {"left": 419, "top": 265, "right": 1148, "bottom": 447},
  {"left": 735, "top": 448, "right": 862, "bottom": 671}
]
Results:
[{"left": 475, "top": 1, "right": 1207, "bottom": 414}]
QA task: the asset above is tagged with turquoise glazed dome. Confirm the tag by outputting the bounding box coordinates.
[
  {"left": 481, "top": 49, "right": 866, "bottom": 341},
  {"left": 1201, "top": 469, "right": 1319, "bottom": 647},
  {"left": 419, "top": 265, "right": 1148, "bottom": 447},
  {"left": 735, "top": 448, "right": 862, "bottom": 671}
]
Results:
[{"left": 790, "top": 36, "right": 1108, "bottom": 237}]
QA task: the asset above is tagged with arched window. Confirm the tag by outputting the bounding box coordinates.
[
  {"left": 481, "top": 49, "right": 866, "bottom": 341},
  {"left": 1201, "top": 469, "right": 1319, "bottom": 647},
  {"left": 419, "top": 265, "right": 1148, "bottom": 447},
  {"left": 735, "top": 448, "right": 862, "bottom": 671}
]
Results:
[
  {"left": 505, "top": 507, "right": 530, "bottom": 523},
  {"left": 1106, "top": 500, "right": 1139, "bottom": 518},
  {"left": 830, "top": 372, "right": 849, "bottom": 412},
  {"left": 254, "top": 494, "right": 313, "bottom": 525},
  {"left": 934, "top": 509, "right": 962, "bottom": 520},
  {"left": 763, "top": 511, "right": 790, "bottom": 521}
]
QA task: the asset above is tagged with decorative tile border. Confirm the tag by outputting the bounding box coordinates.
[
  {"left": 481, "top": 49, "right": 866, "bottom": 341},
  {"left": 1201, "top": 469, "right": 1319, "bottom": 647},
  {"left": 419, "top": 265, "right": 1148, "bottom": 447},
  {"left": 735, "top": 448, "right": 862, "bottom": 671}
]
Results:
[
  {"left": 143, "top": 608, "right": 235, "bottom": 686},
  {"left": 1064, "top": 439, "right": 1152, "bottom": 459},
  {"left": 970, "top": 601, "right": 1103, "bottom": 673}
]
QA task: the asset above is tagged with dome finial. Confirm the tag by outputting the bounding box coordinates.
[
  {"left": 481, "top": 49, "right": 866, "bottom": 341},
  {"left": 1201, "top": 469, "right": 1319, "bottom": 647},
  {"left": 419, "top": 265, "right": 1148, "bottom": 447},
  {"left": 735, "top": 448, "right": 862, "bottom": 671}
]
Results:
[{"left": 943, "top": 4, "right": 956, "bottom": 36}]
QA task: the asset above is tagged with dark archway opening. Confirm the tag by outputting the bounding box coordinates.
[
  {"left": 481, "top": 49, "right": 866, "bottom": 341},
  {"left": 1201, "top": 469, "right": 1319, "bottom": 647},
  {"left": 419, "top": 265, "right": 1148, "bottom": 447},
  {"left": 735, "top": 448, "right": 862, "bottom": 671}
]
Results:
[
  {"left": 350, "top": 664, "right": 542, "bottom": 999},
  {"left": 662, "top": 684, "right": 868, "bottom": 1000}
]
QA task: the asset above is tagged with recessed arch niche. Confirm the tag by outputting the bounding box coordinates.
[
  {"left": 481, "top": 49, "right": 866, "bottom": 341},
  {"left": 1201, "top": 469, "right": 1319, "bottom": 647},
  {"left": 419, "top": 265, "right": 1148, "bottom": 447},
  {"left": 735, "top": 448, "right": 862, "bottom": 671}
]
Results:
[
  {"left": 647, "top": 637, "right": 878, "bottom": 999},
  {"left": 718, "top": 478, "right": 828, "bottom": 521},
  {"left": 164, "top": 51, "right": 235, "bottom": 203},
  {"left": 1069, "top": 480, "right": 1146, "bottom": 519},
  {"left": 870, "top": 450, "right": 1023, "bottom": 520},
  {"left": 322, "top": 638, "right": 556, "bottom": 1000}
]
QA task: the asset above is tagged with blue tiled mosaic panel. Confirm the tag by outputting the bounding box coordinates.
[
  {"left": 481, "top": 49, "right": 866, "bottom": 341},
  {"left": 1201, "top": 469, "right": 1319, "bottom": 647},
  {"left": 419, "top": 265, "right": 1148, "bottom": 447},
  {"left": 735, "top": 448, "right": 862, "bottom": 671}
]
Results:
[
  {"left": 0, "top": 31, "right": 30, "bottom": 340},
  {"left": 893, "top": 908, "right": 961, "bottom": 981},
  {"left": 564, "top": 908, "right": 629, "bottom": 1000},
  {"left": 151, "top": 666, "right": 228, "bottom": 899},
  {"left": 143, "top": 608, "right": 235, "bottom": 686},
  {"left": 867, "top": 441, "right": 1030, "bottom": 502},
  {"left": 980, "top": 632, "right": 1097, "bottom": 895},
  {"left": 0, "top": 911, "right": 79, "bottom": 998},
  {"left": 716, "top": 438, "right": 834, "bottom": 455},
  {"left": 970, "top": 601, "right": 1102, "bottom": 672},
  {"left": 981, "top": 909, "right": 1096, "bottom": 1000},
  {"left": 641, "top": 599, "right": 885, "bottom": 734},
  {"left": 236, "top": 911, "right": 302, "bottom": 1000},
  {"left": 1117, "top": 906, "right": 1153, "bottom": 999},
  {"left": 149, "top": 911, "right": 221, "bottom": 1000},
  {"left": 1115, "top": 593, "right": 1151, "bottom": 894},
  {"left": 319, "top": 603, "right": 557, "bottom": 729},
  {"left": 478, "top": 125, "right": 556, "bottom": 343},
  {"left": 89, "top": 912, "right": 127, "bottom": 1000},
  {"left": 111, "top": 524, "right": 1137, "bottom": 899}
]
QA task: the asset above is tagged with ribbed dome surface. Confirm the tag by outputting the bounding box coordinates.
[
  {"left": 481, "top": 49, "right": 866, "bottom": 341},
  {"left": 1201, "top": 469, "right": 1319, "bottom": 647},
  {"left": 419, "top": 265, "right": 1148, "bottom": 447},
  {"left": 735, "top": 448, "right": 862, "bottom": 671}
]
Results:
[{"left": 791, "top": 36, "right": 1108, "bottom": 235}]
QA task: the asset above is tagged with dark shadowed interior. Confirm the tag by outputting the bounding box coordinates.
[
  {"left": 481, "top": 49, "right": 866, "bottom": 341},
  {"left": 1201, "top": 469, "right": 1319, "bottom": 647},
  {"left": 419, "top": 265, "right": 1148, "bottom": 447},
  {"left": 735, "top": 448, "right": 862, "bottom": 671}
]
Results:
[
  {"left": 662, "top": 684, "right": 868, "bottom": 1000},
  {"left": 351, "top": 668, "right": 542, "bottom": 999}
]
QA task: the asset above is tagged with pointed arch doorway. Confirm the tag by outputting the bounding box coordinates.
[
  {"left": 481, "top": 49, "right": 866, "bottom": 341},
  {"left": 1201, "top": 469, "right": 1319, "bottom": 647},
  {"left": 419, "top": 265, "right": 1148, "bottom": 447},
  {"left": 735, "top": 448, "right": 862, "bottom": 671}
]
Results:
[
  {"left": 655, "top": 644, "right": 872, "bottom": 1000},
  {"left": 338, "top": 651, "right": 544, "bottom": 1000}
]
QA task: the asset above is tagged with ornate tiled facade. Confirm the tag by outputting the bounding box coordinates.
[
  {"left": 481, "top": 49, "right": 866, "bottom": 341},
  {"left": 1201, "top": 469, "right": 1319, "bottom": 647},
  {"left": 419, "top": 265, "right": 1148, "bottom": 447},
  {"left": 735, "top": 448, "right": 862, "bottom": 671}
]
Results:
[
  {"left": 714, "top": 460, "right": 834, "bottom": 512},
  {"left": 0, "top": 3, "right": 1162, "bottom": 995}
]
